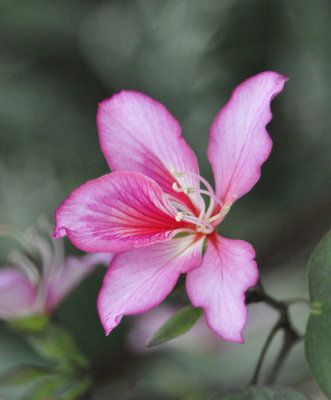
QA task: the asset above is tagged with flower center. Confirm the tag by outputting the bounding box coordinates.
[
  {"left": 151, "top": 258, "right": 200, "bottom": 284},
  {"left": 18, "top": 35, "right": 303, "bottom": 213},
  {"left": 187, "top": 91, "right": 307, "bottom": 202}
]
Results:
[{"left": 170, "top": 168, "right": 236, "bottom": 234}]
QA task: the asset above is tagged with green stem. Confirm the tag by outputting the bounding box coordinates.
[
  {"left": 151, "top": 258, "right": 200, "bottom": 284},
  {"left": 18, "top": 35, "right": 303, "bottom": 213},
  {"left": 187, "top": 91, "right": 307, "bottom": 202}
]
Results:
[
  {"left": 246, "top": 279, "right": 303, "bottom": 386},
  {"left": 266, "top": 329, "right": 302, "bottom": 384},
  {"left": 249, "top": 322, "right": 281, "bottom": 385}
]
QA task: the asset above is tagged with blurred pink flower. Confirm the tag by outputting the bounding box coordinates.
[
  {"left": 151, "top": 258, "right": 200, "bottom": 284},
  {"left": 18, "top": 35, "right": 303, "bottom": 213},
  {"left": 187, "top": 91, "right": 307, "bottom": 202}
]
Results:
[
  {"left": 54, "top": 72, "right": 287, "bottom": 342},
  {"left": 0, "top": 222, "right": 111, "bottom": 320}
]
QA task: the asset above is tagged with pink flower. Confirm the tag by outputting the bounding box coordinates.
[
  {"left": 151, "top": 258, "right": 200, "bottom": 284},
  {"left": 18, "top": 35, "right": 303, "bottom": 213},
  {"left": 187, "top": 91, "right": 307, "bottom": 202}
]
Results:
[
  {"left": 0, "top": 222, "right": 111, "bottom": 320},
  {"left": 54, "top": 72, "right": 287, "bottom": 342}
]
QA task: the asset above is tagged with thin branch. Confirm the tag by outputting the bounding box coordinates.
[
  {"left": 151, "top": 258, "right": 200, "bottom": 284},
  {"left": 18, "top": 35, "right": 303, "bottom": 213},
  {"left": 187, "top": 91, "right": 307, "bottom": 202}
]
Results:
[
  {"left": 249, "top": 322, "right": 281, "bottom": 385},
  {"left": 246, "top": 278, "right": 305, "bottom": 386},
  {"left": 266, "top": 323, "right": 302, "bottom": 384}
]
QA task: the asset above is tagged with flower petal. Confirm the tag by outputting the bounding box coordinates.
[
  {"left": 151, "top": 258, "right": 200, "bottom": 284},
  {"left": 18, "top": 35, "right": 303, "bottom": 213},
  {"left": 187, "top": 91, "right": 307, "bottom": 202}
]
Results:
[
  {"left": 186, "top": 233, "right": 258, "bottom": 342},
  {"left": 45, "top": 253, "right": 113, "bottom": 311},
  {"left": 98, "top": 234, "right": 204, "bottom": 335},
  {"left": 208, "top": 71, "right": 288, "bottom": 205},
  {"left": 54, "top": 172, "right": 191, "bottom": 253},
  {"left": 0, "top": 268, "right": 36, "bottom": 319},
  {"left": 97, "top": 91, "right": 203, "bottom": 212}
]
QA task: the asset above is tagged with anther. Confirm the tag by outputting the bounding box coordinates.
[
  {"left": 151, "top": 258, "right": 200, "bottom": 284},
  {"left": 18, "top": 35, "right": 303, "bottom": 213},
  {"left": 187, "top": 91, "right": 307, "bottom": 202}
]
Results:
[
  {"left": 175, "top": 211, "right": 188, "bottom": 222},
  {"left": 172, "top": 182, "right": 195, "bottom": 194},
  {"left": 170, "top": 167, "right": 184, "bottom": 177}
]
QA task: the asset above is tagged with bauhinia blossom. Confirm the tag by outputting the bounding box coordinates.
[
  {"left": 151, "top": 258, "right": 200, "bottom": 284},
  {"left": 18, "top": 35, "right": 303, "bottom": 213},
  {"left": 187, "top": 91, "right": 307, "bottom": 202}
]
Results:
[
  {"left": 0, "top": 222, "right": 111, "bottom": 320},
  {"left": 53, "top": 71, "right": 287, "bottom": 342}
]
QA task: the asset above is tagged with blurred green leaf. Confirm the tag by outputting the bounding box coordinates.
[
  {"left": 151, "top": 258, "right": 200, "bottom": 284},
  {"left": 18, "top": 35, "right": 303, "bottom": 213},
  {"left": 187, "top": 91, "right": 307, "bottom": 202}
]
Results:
[
  {"left": 60, "top": 378, "right": 92, "bottom": 400},
  {"left": 19, "top": 374, "right": 91, "bottom": 400},
  {"left": 9, "top": 314, "right": 49, "bottom": 334},
  {"left": 217, "top": 386, "right": 308, "bottom": 399},
  {"left": 23, "top": 375, "right": 68, "bottom": 400},
  {"left": 305, "top": 230, "right": 331, "bottom": 399},
  {"left": 147, "top": 306, "right": 203, "bottom": 347},
  {"left": 28, "top": 325, "right": 88, "bottom": 369},
  {"left": 306, "top": 230, "right": 331, "bottom": 304},
  {"left": 0, "top": 365, "right": 51, "bottom": 386}
]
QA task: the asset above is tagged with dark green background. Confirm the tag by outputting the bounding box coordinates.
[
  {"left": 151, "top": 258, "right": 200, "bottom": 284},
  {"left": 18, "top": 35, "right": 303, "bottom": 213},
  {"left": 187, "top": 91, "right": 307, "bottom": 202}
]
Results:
[{"left": 0, "top": 1, "right": 330, "bottom": 399}]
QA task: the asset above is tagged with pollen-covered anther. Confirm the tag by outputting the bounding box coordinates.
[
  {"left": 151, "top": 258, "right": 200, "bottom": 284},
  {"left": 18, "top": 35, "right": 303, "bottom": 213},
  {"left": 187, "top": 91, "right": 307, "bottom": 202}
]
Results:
[
  {"left": 170, "top": 167, "right": 185, "bottom": 177},
  {"left": 172, "top": 182, "right": 195, "bottom": 195},
  {"left": 175, "top": 211, "right": 189, "bottom": 222}
]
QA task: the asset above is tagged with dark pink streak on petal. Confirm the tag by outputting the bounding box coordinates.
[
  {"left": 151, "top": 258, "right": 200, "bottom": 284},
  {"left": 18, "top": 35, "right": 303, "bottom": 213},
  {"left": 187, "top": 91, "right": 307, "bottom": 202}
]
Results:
[
  {"left": 186, "top": 233, "right": 258, "bottom": 343},
  {"left": 208, "top": 71, "right": 288, "bottom": 206},
  {"left": 0, "top": 268, "right": 36, "bottom": 319},
  {"left": 97, "top": 91, "right": 204, "bottom": 213},
  {"left": 97, "top": 234, "right": 204, "bottom": 335},
  {"left": 53, "top": 172, "right": 191, "bottom": 253}
]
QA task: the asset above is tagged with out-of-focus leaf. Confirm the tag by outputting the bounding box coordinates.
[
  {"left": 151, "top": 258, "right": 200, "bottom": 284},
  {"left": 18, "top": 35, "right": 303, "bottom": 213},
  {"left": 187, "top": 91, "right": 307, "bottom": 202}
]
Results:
[
  {"left": 23, "top": 375, "right": 68, "bottom": 400},
  {"left": 28, "top": 325, "right": 88, "bottom": 369},
  {"left": 9, "top": 314, "right": 49, "bottom": 334},
  {"left": 305, "top": 230, "right": 331, "bottom": 399},
  {"left": 60, "top": 378, "right": 92, "bottom": 400},
  {"left": 306, "top": 230, "right": 331, "bottom": 305},
  {"left": 147, "top": 306, "right": 203, "bottom": 347},
  {"left": 0, "top": 366, "right": 51, "bottom": 386},
  {"left": 216, "top": 386, "right": 308, "bottom": 399}
]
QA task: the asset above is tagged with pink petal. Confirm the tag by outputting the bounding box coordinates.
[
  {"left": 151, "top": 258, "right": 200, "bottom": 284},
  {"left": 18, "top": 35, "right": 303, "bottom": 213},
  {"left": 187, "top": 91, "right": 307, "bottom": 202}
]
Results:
[
  {"left": 186, "top": 233, "right": 258, "bottom": 343},
  {"left": 0, "top": 268, "right": 36, "bottom": 319},
  {"left": 54, "top": 172, "right": 191, "bottom": 253},
  {"left": 208, "top": 71, "right": 288, "bottom": 206},
  {"left": 98, "top": 234, "right": 204, "bottom": 335},
  {"left": 45, "top": 253, "right": 113, "bottom": 311},
  {"left": 97, "top": 91, "right": 204, "bottom": 213}
]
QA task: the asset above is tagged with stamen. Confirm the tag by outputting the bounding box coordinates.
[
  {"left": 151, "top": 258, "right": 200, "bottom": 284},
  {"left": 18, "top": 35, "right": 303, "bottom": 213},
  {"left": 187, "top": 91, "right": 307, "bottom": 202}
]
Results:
[
  {"left": 170, "top": 168, "right": 233, "bottom": 233},
  {"left": 171, "top": 168, "right": 223, "bottom": 220},
  {"left": 9, "top": 250, "right": 40, "bottom": 284},
  {"left": 207, "top": 195, "right": 237, "bottom": 224},
  {"left": 184, "top": 215, "right": 214, "bottom": 234},
  {"left": 171, "top": 168, "right": 215, "bottom": 200},
  {"left": 175, "top": 211, "right": 189, "bottom": 222},
  {"left": 175, "top": 212, "right": 214, "bottom": 234},
  {"left": 172, "top": 182, "right": 195, "bottom": 195},
  {"left": 170, "top": 167, "right": 184, "bottom": 177},
  {"left": 196, "top": 189, "right": 224, "bottom": 220}
]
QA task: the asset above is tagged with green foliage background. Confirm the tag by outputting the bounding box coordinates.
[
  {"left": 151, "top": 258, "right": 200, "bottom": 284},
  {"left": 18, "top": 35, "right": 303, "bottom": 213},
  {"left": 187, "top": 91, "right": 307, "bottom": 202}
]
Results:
[{"left": 0, "top": 0, "right": 330, "bottom": 399}]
